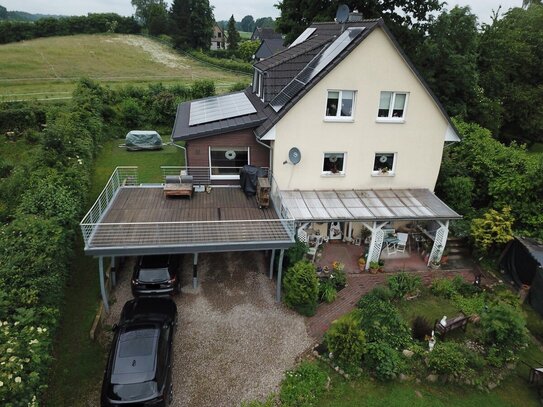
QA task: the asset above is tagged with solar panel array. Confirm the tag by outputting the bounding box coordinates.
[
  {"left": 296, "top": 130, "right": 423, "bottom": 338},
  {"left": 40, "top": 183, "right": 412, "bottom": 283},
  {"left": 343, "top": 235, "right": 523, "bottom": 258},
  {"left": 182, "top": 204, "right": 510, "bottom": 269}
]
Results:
[
  {"left": 270, "top": 27, "right": 365, "bottom": 112},
  {"left": 189, "top": 92, "right": 256, "bottom": 126},
  {"left": 289, "top": 27, "right": 316, "bottom": 48}
]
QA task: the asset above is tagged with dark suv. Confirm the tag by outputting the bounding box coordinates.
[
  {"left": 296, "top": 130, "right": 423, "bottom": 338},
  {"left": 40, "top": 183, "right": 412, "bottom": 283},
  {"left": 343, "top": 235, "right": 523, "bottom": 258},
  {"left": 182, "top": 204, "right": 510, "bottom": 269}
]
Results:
[
  {"left": 131, "top": 255, "right": 181, "bottom": 296},
  {"left": 101, "top": 297, "right": 177, "bottom": 407}
]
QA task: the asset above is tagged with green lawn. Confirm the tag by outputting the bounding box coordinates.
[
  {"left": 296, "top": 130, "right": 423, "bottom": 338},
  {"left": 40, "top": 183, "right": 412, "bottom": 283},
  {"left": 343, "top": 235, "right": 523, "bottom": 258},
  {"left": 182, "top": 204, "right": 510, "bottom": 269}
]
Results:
[
  {"left": 44, "top": 138, "right": 183, "bottom": 406},
  {"left": 239, "top": 31, "right": 252, "bottom": 40},
  {"left": 0, "top": 34, "right": 246, "bottom": 101}
]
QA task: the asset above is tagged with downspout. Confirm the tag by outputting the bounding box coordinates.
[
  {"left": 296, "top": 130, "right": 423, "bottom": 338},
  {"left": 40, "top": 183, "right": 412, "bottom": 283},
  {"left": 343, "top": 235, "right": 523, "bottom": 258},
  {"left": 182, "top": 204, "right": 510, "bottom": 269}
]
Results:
[{"left": 170, "top": 111, "right": 188, "bottom": 170}]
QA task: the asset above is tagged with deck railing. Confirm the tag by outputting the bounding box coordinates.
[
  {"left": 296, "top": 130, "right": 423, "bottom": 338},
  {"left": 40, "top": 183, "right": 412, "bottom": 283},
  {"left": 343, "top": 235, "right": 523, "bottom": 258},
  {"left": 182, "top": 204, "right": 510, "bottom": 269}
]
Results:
[
  {"left": 80, "top": 166, "right": 138, "bottom": 243},
  {"left": 160, "top": 166, "right": 269, "bottom": 185},
  {"left": 80, "top": 166, "right": 294, "bottom": 250}
]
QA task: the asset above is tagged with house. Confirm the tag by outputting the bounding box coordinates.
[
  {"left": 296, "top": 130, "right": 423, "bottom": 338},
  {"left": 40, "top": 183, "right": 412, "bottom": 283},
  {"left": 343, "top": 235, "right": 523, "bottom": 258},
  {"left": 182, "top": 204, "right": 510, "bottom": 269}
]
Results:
[
  {"left": 210, "top": 22, "right": 226, "bottom": 50},
  {"left": 172, "top": 17, "right": 461, "bottom": 270},
  {"left": 251, "top": 27, "right": 285, "bottom": 60},
  {"left": 82, "top": 17, "right": 462, "bottom": 311}
]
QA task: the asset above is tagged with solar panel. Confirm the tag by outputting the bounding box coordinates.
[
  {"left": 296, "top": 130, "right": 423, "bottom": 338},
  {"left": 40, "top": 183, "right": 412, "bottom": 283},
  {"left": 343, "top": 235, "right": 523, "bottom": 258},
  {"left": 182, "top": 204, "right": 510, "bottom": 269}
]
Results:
[
  {"left": 289, "top": 27, "right": 316, "bottom": 48},
  {"left": 270, "top": 27, "right": 364, "bottom": 112},
  {"left": 189, "top": 92, "right": 256, "bottom": 126}
]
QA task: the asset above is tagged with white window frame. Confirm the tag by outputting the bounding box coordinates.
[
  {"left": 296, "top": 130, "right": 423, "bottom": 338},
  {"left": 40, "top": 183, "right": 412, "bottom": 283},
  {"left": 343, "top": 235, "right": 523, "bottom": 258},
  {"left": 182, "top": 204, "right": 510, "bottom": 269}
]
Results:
[
  {"left": 322, "top": 152, "right": 347, "bottom": 176},
  {"left": 371, "top": 152, "right": 396, "bottom": 176},
  {"left": 324, "top": 90, "right": 356, "bottom": 122},
  {"left": 376, "top": 91, "right": 408, "bottom": 122},
  {"left": 209, "top": 147, "right": 250, "bottom": 180}
]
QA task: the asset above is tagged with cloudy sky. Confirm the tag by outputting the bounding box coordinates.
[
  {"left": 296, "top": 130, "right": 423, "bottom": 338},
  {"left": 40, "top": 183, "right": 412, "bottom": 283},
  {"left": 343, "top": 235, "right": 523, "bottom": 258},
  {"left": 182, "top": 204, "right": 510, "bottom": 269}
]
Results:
[{"left": 0, "top": 0, "right": 524, "bottom": 23}]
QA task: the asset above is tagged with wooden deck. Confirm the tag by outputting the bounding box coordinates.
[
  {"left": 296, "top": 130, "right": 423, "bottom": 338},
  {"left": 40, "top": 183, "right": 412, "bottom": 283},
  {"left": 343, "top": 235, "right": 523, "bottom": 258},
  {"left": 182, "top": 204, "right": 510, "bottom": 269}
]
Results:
[
  {"left": 102, "top": 187, "right": 279, "bottom": 223},
  {"left": 84, "top": 186, "right": 294, "bottom": 255}
]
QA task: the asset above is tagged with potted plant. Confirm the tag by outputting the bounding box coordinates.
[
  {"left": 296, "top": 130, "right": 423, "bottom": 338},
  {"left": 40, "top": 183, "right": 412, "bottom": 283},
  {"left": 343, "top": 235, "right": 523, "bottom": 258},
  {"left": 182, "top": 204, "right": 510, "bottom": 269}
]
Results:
[
  {"left": 369, "top": 261, "right": 379, "bottom": 274},
  {"left": 429, "top": 258, "right": 441, "bottom": 270},
  {"left": 357, "top": 256, "right": 366, "bottom": 271},
  {"left": 378, "top": 259, "right": 385, "bottom": 273}
]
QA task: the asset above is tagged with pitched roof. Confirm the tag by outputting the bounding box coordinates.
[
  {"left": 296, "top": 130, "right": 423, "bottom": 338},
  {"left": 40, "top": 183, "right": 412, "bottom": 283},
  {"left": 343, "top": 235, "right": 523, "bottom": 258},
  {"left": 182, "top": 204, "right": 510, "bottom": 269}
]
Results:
[
  {"left": 173, "top": 18, "right": 460, "bottom": 142},
  {"left": 171, "top": 89, "right": 267, "bottom": 141},
  {"left": 254, "top": 38, "right": 286, "bottom": 60},
  {"left": 251, "top": 27, "right": 282, "bottom": 40}
]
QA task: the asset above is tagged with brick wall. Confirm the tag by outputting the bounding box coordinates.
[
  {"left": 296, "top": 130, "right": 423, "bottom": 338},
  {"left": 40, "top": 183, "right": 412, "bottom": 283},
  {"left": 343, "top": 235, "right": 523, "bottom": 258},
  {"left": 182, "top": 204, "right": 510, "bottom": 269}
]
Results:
[{"left": 186, "top": 128, "right": 270, "bottom": 168}]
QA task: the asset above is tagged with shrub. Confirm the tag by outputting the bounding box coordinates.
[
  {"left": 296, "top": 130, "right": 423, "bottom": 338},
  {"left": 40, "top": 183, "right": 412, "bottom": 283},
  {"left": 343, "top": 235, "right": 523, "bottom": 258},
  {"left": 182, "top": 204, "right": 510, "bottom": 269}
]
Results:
[
  {"left": 330, "top": 268, "right": 346, "bottom": 289},
  {"left": 283, "top": 261, "right": 319, "bottom": 316},
  {"left": 357, "top": 294, "right": 411, "bottom": 349},
  {"left": 118, "top": 97, "right": 144, "bottom": 128},
  {"left": 453, "top": 294, "right": 485, "bottom": 316},
  {"left": 228, "top": 81, "right": 250, "bottom": 92},
  {"left": 324, "top": 311, "right": 366, "bottom": 369},
  {"left": 280, "top": 361, "right": 328, "bottom": 407},
  {"left": 480, "top": 302, "right": 528, "bottom": 362},
  {"left": 387, "top": 272, "right": 421, "bottom": 299},
  {"left": 364, "top": 343, "right": 405, "bottom": 380},
  {"left": 427, "top": 342, "right": 468, "bottom": 375},
  {"left": 190, "top": 79, "right": 216, "bottom": 99},
  {"left": 286, "top": 238, "right": 308, "bottom": 267},
  {"left": 367, "top": 285, "right": 393, "bottom": 301},
  {"left": 471, "top": 207, "right": 514, "bottom": 253},
  {"left": 318, "top": 278, "right": 337, "bottom": 303},
  {"left": 430, "top": 277, "right": 458, "bottom": 299},
  {"left": 412, "top": 316, "right": 433, "bottom": 341}
]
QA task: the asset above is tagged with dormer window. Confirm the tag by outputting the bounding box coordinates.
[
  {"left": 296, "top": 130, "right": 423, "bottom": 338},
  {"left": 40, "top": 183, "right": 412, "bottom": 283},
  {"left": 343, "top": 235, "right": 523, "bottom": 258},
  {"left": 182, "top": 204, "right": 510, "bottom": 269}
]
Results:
[
  {"left": 377, "top": 91, "right": 407, "bottom": 121},
  {"left": 325, "top": 90, "right": 354, "bottom": 121}
]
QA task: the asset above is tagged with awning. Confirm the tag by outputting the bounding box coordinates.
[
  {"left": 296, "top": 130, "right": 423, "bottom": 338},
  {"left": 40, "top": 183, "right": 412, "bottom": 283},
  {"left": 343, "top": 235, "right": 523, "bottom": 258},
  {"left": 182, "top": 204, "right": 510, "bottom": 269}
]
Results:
[{"left": 279, "top": 189, "right": 461, "bottom": 222}]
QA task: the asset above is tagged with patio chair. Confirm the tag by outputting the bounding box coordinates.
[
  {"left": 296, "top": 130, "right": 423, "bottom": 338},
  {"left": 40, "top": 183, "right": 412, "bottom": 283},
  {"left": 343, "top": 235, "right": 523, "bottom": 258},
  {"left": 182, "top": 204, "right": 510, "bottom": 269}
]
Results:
[{"left": 395, "top": 233, "right": 408, "bottom": 253}]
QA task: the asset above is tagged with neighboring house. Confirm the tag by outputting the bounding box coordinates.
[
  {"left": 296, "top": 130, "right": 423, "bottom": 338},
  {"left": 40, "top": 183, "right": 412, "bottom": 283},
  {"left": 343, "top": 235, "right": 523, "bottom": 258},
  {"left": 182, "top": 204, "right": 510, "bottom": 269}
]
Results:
[
  {"left": 251, "top": 27, "right": 285, "bottom": 60},
  {"left": 251, "top": 27, "right": 282, "bottom": 41},
  {"left": 210, "top": 23, "right": 226, "bottom": 50},
  {"left": 172, "top": 17, "right": 461, "bottom": 269}
]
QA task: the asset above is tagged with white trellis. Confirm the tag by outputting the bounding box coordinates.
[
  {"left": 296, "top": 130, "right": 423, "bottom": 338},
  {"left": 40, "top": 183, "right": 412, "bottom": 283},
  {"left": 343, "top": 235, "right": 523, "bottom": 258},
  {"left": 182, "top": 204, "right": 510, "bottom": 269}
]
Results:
[
  {"left": 363, "top": 221, "right": 388, "bottom": 269},
  {"left": 428, "top": 220, "right": 449, "bottom": 266}
]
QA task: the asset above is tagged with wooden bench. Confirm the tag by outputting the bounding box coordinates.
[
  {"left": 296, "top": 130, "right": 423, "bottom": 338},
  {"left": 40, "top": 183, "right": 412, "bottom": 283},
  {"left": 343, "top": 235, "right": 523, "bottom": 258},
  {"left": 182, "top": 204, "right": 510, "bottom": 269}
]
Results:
[
  {"left": 163, "top": 183, "right": 193, "bottom": 198},
  {"left": 434, "top": 313, "right": 469, "bottom": 339}
]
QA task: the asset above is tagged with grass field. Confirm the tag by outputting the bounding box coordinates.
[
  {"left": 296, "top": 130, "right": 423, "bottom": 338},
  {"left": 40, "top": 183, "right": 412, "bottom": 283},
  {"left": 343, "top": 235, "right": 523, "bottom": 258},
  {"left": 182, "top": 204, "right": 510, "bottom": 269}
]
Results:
[{"left": 0, "top": 34, "right": 247, "bottom": 101}]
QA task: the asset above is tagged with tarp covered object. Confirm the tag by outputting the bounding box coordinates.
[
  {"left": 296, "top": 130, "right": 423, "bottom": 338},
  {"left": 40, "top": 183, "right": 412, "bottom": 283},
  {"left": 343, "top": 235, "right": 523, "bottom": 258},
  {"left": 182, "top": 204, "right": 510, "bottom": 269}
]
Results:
[
  {"left": 239, "top": 165, "right": 266, "bottom": 196},
  {"left": 125, "top": 131, "right": 163, "bottom": 151},
  {"left": 500, "top": 236, "right": 543, "bottom": 316}
]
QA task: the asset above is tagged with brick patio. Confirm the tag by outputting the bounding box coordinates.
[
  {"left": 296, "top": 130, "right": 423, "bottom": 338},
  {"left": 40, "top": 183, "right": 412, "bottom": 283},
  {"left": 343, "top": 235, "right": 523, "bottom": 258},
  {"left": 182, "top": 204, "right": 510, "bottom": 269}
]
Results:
[{"left": 306, "top": 266, "right": 484, "bottom": 340}]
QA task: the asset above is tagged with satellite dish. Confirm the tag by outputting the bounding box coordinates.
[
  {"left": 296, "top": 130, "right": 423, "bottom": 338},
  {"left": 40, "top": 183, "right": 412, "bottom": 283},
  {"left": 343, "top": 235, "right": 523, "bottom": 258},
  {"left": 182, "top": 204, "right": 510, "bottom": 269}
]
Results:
[
  {"left": 379, "top": 155, "right": 388, "bottom": 163},
  {"left": 288, "top": 147, "right": 301, "bottom": 165},
  {"left": 335, "top": 4, "right": 350, "bottom": 24},
  {"left": 225, "top": 150, "right": 236, "bottom": 160},
  {"left": 329, "top": 155, "right": 338, "bottom": 163}
]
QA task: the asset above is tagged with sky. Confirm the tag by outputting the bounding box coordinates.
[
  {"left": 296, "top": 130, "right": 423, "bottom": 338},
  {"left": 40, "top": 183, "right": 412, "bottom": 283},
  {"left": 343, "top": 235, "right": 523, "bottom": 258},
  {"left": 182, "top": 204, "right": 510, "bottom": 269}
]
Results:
[{"left": 0, "top": 0, "right": 525, "bottom": 24}]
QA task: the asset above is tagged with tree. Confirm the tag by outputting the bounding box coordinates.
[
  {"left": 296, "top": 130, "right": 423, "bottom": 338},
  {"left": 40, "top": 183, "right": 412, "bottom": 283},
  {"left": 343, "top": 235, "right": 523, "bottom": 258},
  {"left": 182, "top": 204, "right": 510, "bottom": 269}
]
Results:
[
  {"left": 238, "top": 40, "right": 260, "bottom": 61},
  {"left": 478, "top": 5, "right": 543, "bottom": 144},
  {"left": 188, "top": 0, "right": 214, "bottom": 49},
  {"left": 523, "top": 0, "right": 542, "bottom": 8},
  {"left": 170, "top": 0, "right": 190, "bottom": 47},
  {"left": 240, "top": 15, "right": 255, "bottom": 32},
  {"left": 255, "top": 16, "right": 275, "bottom": 28},
  {"left": 0, "top": 5, "right": 7, "bottom": 20},
  {"left": 275, "top": 0, "right": 442, "bottom": 52},
  {"left": 415, "top": 6, "right": 479, "bottom": 118},
  {"left": 147, "top": 2, "right": 170, "bottom": 35},
  {"left": 226, "top": 15, "right": 241, "bottom": 50},
  {"left": 131, "top": 0, "right": 167, "bottom": 28}
]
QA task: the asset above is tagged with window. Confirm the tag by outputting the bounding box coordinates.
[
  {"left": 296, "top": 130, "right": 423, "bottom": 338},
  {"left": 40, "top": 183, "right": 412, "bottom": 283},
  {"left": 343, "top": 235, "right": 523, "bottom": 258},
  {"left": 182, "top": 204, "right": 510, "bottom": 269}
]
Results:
[
  {"left": 322, "top": 153, "right": 346, "bottom": 175},
  {"left": 216, "top": 42, "right": 220, "bottom": 47},
  {"left": 325, "top": 90, "right": 354, "bottom": 120},
  {"left": 209, "top": 147, "right": 249, "bottom": 179},
  {"left": 218, "top": 32, "right": 222, "bottom": 38},
  {"left": 378, "top": 91, "right": 407, "bottom": 120},
  {"left": 373, "top": 153, "right": 395, "bottom": 175}
]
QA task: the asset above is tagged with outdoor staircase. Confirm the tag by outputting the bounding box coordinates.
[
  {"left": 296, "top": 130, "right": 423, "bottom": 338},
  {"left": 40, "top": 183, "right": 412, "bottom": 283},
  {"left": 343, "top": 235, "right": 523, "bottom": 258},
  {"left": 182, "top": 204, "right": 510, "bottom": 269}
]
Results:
[{"left": 447, "top": 237, "right": 470, "bottom": 261}]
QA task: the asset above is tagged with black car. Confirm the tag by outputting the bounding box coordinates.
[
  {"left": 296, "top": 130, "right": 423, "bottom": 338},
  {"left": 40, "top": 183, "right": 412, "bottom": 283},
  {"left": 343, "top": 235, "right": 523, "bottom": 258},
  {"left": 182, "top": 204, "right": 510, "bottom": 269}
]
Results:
[
  {"left": 131, "top": 255, "right": 181, "bottom": 296},
  {"left": 101, "top": 297, "right": 177, "bottom": 407}
]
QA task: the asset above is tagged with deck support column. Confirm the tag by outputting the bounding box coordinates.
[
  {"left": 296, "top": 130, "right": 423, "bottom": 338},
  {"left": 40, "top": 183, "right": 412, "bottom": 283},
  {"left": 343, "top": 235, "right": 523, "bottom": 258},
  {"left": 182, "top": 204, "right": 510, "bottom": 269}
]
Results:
[
  {"left": 193, "top": 253, "right": 199, "bottom": 289},
  {"left": 99, "top": 256, "right": 109, "bottom": 313},
  {"left": 428, "top": 220, "right": 449, "bottom": 266},
  {"left": 269, "top": 249, "right": 276, "bottom": 279},
  {"left": 276, "top": 249, "right": 285, "bottom": 302},
  {"left": 110, "top": 256, "right": 116, "bottom": 287},
  {"left": 362, "top": 221, "right": 388, "bottom": 270}
]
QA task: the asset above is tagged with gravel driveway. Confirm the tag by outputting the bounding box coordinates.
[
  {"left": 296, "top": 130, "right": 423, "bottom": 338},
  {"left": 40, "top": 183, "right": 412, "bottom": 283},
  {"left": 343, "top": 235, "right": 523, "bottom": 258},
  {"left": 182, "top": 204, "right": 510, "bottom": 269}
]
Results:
[{"left": 105, "top": 251, "right": 312, "bottom": 406}]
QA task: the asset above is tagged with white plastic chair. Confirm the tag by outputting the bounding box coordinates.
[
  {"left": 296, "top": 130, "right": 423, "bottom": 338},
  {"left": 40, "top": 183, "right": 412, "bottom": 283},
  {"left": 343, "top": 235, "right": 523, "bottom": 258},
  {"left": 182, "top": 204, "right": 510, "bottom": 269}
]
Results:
[{"left": 396, "top": 233, "right": 409, "bottom": 253}]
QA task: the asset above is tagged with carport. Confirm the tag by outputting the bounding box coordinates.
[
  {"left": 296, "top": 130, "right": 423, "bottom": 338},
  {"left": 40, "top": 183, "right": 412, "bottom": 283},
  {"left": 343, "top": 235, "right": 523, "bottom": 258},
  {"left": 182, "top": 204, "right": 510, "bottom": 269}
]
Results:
[{"left": 80, "top": 167, "right": 296, "bottom": 312}]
